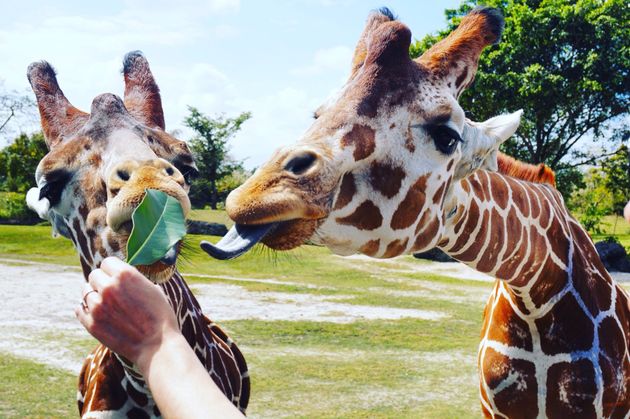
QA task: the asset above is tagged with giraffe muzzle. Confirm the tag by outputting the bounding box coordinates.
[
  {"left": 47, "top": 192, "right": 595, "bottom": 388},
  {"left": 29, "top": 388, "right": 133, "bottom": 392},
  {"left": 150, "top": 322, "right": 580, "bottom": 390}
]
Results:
[{"left": 200, "top": 222, "right": 278, "bottom": 260}]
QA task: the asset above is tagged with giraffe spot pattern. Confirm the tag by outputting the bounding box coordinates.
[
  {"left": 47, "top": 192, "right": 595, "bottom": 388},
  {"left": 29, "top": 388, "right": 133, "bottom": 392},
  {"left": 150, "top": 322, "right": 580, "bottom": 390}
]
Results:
[
  {"left": 487, "top": 294, "right": 533, "bottom": 351},
  {"left": 369, "top": 161, "right": 406, "bottom": 198},
  {"left": 528, "top": 255, "right": 569, "bottom": 308},
  {"left": 481, "top": 347, "right": 538, "bottom": 418},
  {"left": 333, "top": 172, "right": 356, "bottom": 210},
  {"left": 340, "top": 124, "right": 376, "bottom": 161},
  {"left": 390, "top": 175, "right": 428, "bottom": 230},
  {"left": 336, "top": 200, "right": 383, "bottom": 230},
  {"left": 359, "top": 239, "right": 380, "bottom": 256},
  {"left": 535, "top": 293, "right": 594, "bottom": 355},
  {"left": 413, "top": 218, "right": 440, "bottom": 252},
  {"left": 546, "top": 359, "right": 597, "bottom": 418},
  {"left": 383, "top": 238, "right": 409, "bottom": 258}
]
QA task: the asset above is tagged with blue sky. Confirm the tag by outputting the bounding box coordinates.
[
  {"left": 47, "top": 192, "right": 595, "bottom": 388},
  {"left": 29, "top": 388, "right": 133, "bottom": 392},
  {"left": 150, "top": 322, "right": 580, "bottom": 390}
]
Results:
[{"left": 0, "top": 0, "right": 461, "bottom": 168}]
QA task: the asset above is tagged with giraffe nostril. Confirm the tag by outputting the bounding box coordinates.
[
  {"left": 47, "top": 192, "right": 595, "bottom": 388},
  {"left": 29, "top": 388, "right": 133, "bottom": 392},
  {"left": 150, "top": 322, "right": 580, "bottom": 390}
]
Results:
[
  {"left": 117, "top": 169, "right": 130, "bottom": 181},
  {"left": 165, "top": 167, "right": 174, "bottom": 176}
]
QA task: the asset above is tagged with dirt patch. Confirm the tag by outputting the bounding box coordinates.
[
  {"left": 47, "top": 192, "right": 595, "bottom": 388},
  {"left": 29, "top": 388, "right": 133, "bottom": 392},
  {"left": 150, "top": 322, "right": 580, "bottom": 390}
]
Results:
[
  {"left": 0, "top": 260, "right": 446, "bottom": 373},
  {"left": 190, "top": 283, "right": 447, "bottom": 323},
  {"left": 338, "top": 254, "right": 495, "bottom": 282}
]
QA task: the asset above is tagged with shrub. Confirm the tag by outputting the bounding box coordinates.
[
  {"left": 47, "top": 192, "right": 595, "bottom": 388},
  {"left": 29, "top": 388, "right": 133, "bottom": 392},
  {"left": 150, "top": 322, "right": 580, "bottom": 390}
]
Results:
[{"left": 0, "top": 192, "right": 38, "bottom": 224}]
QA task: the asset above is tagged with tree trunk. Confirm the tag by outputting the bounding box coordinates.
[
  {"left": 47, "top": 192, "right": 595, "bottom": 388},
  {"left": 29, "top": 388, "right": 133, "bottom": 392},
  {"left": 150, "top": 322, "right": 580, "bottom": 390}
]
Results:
[{"left": 210, "top": 181, "right": 218, "bottom": 210}]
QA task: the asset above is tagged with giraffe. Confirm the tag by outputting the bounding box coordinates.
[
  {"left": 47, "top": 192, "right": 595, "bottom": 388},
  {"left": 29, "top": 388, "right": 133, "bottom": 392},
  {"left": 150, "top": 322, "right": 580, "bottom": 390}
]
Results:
[
  {"left": 25, "top": 51, "right": 249, "bottom": 417},
  {"left": 201, "top": 7, "right": 630, "bottom": 418}
]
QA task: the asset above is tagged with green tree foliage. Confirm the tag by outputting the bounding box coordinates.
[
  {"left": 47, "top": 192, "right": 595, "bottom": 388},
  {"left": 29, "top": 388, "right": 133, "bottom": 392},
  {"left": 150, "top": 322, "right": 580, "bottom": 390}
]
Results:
[
  {"left": 410, "top": 0, "right": 629, "bottom": 198},
  {"left": 601, "top": 144, "right": 630, "bottom": 215},
  {"left": 570, "top": 168, "right": 613, "bottom": 234},
  {"left": 184, "top": 107, "right": 251, "bottom": 209},
  {"left": 0, "top": 132, "right": 47, "bottom": 192}
]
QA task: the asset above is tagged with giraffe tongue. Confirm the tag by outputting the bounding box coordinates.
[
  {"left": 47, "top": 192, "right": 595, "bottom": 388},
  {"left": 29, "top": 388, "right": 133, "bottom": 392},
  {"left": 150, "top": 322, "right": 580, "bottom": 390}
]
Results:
[{"left": 200, "top": 223, "right": 277, "bottom": 260}]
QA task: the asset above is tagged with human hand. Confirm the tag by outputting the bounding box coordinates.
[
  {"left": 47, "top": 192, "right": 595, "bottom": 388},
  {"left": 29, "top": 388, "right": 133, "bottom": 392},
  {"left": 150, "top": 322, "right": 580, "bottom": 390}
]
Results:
[{"left": 75, "top": 257, "right": 180, "bottom": 369}]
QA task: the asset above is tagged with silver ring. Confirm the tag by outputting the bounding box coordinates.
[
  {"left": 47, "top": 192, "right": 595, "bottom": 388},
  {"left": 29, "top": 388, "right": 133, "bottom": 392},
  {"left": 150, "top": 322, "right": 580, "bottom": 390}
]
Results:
[{"left": 82, "top": 290, "right": 98, "bottom": 312}]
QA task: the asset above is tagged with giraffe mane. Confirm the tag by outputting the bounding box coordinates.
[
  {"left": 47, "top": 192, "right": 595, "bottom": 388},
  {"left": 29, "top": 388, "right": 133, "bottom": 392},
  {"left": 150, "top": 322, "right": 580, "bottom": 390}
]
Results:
[{"left": 496, "top": 152, "right": 556, "bottom": 187}]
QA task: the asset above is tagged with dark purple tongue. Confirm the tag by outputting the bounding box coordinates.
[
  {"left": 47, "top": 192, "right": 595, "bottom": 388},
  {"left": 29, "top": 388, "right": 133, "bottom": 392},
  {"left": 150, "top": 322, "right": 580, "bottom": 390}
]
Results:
[{"left": 200, "top": 223, "right": 277, "bottom": 260}]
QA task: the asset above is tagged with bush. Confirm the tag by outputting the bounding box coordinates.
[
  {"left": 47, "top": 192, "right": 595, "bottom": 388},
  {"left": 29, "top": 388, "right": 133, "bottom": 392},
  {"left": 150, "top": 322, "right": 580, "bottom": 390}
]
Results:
[
  {"left": 570, "top": 168, "right": 613, "bottom": 235},
  {"left": 0, "top": 192, "right": 38, "bottom": 224}
]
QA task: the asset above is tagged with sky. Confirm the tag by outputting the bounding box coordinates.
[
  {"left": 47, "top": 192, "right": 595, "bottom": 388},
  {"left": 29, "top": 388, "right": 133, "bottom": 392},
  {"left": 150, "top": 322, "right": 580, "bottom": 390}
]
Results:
[{"left": 0, "top": 0, "right": 461, "bottom": 168}]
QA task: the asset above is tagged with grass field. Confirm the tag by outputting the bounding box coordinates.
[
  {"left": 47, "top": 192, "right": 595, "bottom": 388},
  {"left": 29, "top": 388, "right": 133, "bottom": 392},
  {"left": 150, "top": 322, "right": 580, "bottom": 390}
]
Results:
[
  {"left": 592, "top": 215, "right": 630, "bottom": 249},
  {"left": 1, "top": 211, "right": 628, "bottom": 418}
]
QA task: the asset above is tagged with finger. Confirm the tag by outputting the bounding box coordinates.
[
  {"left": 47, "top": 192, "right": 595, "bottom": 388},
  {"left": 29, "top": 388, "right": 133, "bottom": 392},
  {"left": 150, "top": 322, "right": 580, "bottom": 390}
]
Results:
[
  {"left": 100, "top": 256, "right": 132, "bottom": 277},
  {"left": 88, "top": 268, "right": 114, "bottom": 292},
  {"left": 75, "top": 301, "right": 94, "bottom": 331}
]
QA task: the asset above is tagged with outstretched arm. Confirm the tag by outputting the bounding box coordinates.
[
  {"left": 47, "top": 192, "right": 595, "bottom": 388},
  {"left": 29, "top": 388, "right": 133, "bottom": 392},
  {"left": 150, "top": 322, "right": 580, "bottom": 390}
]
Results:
[{"left": 75, "top": 257, "right": 243, "bottom": 419}]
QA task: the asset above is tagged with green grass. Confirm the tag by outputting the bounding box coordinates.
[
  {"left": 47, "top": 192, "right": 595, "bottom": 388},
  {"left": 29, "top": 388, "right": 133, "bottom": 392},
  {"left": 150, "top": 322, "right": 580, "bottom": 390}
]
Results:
[
  {"left": 190, "top": 208, "right": 234, "bottom": 227},
  {"left": 0, "top": 353, "right": 77, "bottom": 418},
  {"left": 591, "top": 215, "right": 630, "bottom": 249}
]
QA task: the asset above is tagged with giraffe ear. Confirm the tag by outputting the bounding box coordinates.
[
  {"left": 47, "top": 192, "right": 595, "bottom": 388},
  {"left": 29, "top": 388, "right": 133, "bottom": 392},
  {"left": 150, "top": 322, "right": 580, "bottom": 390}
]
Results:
[
  {"left": 417, "top": 7, "right": 504, "bottom": 98},
  {"left": 27, "top": 61, "right": 89, "bottom": 149},
  {"left": 479, "top": 109, "right": 522, "bottom": 144},
  {"left": 122, "top": 51, "right": 165, "bottom": 130},
  {"left": 454, "top": 110, "right": 521, "bottom": 179},
  {"left": 349, "top": 8, "right": 398, "bottom": 78}
]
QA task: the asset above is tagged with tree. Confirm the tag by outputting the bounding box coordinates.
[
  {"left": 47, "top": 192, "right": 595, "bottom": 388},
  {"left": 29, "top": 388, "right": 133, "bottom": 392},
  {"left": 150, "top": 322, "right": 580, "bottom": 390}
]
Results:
[
  {"left": 570, "top": 167, "right": 613, "bottom": 234},
  {"left": 410, "top": 0, "right": 629, "bottom": 198},
  {"left": 184, "top": 107, "right": 251, "bottom": 209},
  {"left": 601, "top": 144, "right": 630, "bottom": 215},
  {"left": 0, "top": 82, "right": 36, "bottom": 143},
  {"left": 0, "top": 131, "right": 48, "bottom": 192}
]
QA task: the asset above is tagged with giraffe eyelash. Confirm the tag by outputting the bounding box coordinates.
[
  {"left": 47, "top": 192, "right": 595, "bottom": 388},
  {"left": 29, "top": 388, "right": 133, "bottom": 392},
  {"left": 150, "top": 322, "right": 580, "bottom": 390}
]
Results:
[
  {"left": 413, "top": 124, "right": 464, "bottom": 156},
  {"left": 39, "top": 169, "right": 72, "bottom": 207}
]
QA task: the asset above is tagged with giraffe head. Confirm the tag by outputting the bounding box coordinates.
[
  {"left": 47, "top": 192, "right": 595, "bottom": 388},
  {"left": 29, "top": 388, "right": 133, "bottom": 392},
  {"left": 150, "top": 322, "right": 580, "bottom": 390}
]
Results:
[
  {"left": 203, "top": 7, "right": 521, "bottom": 259},
  {"left": 26, "top": 52, "right": 197, "bottom": 281}
]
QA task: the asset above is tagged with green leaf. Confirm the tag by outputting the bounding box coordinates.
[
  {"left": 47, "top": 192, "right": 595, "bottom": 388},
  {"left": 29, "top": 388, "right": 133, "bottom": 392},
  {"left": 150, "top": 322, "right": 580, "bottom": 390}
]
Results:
[{"left": 126, "top": 189, "right": 186, "bottom": 266}]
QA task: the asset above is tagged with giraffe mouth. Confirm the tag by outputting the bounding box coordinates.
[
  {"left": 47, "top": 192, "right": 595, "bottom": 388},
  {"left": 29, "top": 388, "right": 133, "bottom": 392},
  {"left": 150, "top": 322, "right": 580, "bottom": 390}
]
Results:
[{"left": 200, "top": 223, "right": 279, "bottom": 260}]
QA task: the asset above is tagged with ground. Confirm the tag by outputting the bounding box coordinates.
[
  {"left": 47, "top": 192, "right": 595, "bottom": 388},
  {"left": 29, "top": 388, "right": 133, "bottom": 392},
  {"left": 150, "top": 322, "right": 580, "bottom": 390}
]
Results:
[{"left": 0, "top": 214, "right": 628, "bottom": 418}]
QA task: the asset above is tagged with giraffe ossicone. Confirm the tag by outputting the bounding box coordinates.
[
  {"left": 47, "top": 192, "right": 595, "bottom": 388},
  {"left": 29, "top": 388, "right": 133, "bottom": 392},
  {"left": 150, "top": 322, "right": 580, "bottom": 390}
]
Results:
[
  {"left": 205, "top": 7, "right": 630, "bottom": 418},
  {"left": 26, "top": 51, "right": 250, "bottom": 417}
]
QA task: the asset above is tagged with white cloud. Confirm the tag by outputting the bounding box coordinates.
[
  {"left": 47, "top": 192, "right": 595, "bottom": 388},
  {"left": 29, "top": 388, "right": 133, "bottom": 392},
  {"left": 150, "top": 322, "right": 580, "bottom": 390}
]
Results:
[
  {"left": 121, "top": 0, "right": 240, "bottom": 15},
  {"left": 0, "top": 0, "right": 348, "bottom": 168},
  {"left": 291, "top": 45, "right": 353, "bottom": 76}
]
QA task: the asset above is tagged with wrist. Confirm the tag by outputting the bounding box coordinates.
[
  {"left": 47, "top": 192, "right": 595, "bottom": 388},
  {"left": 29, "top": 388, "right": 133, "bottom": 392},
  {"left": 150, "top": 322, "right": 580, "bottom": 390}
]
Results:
[{"left": 136, "top": 327, "right": 186, "bottom": 375}]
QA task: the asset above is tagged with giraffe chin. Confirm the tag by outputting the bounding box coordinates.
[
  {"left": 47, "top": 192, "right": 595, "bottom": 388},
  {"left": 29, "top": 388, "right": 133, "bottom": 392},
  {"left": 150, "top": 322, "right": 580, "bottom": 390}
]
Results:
[
  {"left": 260, "top": 219, "right": 320, "bottom": 251},
  {"left": 132, "top": 244, "right": 181, "bottom": 283},
  {"left": 136, "top": 262, "right": 176, "bottom": 284}
]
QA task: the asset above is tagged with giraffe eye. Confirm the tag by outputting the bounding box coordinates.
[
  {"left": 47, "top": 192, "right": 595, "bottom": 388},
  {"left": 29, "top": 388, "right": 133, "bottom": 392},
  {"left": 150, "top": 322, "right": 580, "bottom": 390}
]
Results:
[
  {"left": 39, "top": 169, "right": 72, "bottom": 207},
  {"left": 427, "top": 125, "right": 463, "bottom": 155},
  {"left": 174, "top": 163, "right": 199, "bottom": 185}
]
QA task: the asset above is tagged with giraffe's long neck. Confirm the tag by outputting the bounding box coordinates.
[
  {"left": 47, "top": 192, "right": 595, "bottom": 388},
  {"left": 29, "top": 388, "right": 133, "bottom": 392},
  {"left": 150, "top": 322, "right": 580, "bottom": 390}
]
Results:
[
  {"left": 160, "top": 271, "right": 247, "bottom": 409},
  {"left": 438, "top": 169, "right": 581, "bottom": 312},
  {"left": 438, "top": 169, "right": 630, "bottom": 418}
]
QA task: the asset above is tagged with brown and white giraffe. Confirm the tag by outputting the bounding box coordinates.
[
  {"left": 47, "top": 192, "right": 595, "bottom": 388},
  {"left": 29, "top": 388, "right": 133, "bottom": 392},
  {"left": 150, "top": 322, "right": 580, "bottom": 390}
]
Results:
[
  {"left": 25, "top": 51, "right": 250, "bottom": 417},
  {"left": 202, "top": 7, "right": 630, "bottom": 418}
]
